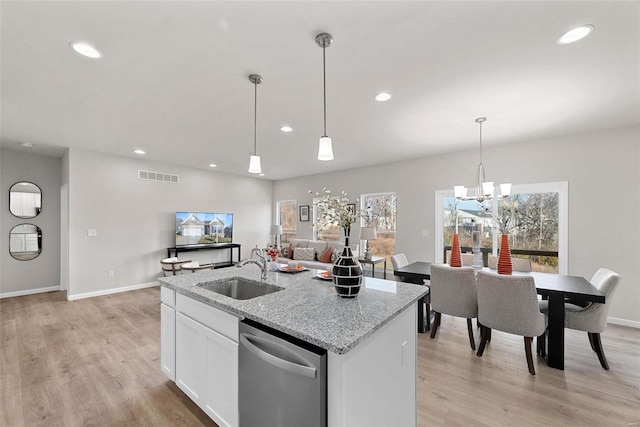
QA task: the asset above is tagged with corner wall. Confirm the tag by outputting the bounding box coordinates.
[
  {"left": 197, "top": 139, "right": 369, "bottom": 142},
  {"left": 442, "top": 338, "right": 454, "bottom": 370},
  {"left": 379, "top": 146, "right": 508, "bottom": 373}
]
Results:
[{"left": 1, "top": 149, "right": 62, "bottom": 296}]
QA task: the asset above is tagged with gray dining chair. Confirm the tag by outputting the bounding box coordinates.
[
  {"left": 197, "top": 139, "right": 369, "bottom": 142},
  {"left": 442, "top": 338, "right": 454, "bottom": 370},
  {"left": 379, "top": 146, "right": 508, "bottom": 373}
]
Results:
[
  {"left": 429, "top": 264, "right": 478, "bottom": 350},
  {"left": 391, "top": 253, "right": 409, "bottom": 279},
  {"left": 539, "top": 267, "right": 621, "bottom": 370},
  {"left": 392, "top": 253, "right": 432, "bottom": 330},
  {"left": 476, "top": 271, "right": 547, "bottom": 375}
]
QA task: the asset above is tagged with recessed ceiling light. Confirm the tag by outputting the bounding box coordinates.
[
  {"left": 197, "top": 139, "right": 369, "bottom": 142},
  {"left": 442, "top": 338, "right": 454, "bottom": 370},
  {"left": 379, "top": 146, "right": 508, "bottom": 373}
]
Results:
[
  {"left": 557, "top": 25, "right": 594, "bottom": 45},
  {"left": 20, "top": 142, "right": 33, "bottom": 147},
  {"left": 209, "top": 163, "right": 217, "bottom": 168},
  {"left": 70, "top": 41, "right": 102, "bottom": 58},
  {"left": 280, "top": 126, "right": 293, "bottom": 132},
  {"left": 134, "top": 149, "right": 145, "bottom": 155},
  {"left": 375, "top": 92, "right": 392, "bottom": 102}
]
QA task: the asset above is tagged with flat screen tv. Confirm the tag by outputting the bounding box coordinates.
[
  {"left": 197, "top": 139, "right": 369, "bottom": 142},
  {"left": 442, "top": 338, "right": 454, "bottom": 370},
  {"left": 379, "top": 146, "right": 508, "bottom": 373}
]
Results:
[{"left": 175, "top": 212, "right": 234, "bottom": 247}]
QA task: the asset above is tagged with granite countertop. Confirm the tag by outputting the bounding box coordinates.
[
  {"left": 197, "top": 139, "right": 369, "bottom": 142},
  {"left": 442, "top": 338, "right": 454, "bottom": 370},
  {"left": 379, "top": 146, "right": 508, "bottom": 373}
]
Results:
[{"left": 159, "top": 264, "right": 428, "bottom": 354}]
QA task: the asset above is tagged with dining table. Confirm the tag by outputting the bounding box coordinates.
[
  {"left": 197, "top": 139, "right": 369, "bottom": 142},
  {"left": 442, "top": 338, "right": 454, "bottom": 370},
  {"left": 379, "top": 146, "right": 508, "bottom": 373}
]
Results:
[{"left": 393, "top": 261, "right": 605, "bottom": 370}]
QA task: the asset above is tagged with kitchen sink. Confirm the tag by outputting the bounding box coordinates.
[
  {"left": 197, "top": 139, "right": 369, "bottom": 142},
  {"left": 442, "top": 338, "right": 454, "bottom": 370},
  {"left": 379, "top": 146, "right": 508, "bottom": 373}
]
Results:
[{"left": 198, "top": 277, "right": 283, "bottom": 300}]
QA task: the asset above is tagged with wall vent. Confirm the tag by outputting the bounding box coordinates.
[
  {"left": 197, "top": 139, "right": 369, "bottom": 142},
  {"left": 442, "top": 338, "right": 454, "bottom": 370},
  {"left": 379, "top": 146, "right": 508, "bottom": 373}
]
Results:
[{"left": 138, "top": 170, "right": 179, "bottom": 184}]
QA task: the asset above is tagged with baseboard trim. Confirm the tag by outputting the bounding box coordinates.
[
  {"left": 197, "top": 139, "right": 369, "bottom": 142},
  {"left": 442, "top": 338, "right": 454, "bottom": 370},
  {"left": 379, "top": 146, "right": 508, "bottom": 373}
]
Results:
[
  {"left": 0, "top": 286, "right": 61, "bottom": 299},
  {"left": 608, "top": 316, "right": 640, "bottom": 329},
  {"left": 67, "top": 282, "right": 159, "bottom": 301}
]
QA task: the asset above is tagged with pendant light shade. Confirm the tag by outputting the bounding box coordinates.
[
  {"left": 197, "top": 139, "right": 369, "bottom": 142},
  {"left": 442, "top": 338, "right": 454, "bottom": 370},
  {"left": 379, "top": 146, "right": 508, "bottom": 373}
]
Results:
[
  {"left": 316, "top": 32, "right": 334, "bottom": 161},
  {"left": 318, "top": 136, "right": 334, "bottom": 161},
  {"left": 248, "top": 155, "right": 262, "bottom": 174},
  {"left": 248, "top": 74, "right": 263, "bottom": 174}
]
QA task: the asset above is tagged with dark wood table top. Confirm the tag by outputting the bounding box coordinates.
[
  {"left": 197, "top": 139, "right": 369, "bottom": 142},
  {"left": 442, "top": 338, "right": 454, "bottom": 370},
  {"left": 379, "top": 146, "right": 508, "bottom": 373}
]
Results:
[{"left": 394, "top": 261, "right": 604, "bottom": 304}]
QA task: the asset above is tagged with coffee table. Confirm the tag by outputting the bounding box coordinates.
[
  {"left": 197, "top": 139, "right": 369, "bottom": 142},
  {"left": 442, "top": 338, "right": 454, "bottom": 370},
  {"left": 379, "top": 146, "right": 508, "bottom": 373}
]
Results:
[{"left": 358, "top": 256, "right": 387, "bottom": 279}]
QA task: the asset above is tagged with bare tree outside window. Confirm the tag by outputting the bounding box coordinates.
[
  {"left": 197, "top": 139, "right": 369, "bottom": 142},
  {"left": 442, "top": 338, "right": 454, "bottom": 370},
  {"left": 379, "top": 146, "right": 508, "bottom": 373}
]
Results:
[
  {"left": 277, "top": 200, "right": 297, "bottom": 244},
  {"left": 443, "top": 191, "right": 560, "bottom": 272},
  {"left": 361, "top": 193, "right": 397, "bottom": 263}
]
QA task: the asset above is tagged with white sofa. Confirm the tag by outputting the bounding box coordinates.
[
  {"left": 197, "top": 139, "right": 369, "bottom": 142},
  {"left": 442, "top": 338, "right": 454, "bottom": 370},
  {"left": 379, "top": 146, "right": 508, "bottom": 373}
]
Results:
[{"left": 277, "top": 238, "right": 359, "bottom": 270}]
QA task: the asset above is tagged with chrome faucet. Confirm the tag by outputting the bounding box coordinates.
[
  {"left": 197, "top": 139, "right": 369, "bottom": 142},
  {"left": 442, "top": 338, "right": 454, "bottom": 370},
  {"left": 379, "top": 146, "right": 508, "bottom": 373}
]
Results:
[{"left": 237, "top": 249, "right": 268, "bottom": 281}]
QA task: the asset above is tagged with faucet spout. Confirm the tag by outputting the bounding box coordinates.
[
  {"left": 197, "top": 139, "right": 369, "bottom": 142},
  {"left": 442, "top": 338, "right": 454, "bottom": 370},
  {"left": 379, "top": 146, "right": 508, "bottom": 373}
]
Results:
[{"left": 237, "top": 249, "right": 268, "bottom": 281}]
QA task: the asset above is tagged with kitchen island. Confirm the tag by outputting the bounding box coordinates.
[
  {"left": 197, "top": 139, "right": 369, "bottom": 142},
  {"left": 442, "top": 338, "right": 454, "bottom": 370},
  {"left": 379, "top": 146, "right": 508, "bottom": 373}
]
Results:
[{"left": 159, "top": 264, "right": 428, "bottom": 427}]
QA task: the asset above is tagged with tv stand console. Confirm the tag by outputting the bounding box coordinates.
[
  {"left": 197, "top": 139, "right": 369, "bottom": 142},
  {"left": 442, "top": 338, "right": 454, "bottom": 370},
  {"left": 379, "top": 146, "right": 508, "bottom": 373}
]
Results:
[{"left": 167, "top": 243, "right": 241, "bottom": 268}]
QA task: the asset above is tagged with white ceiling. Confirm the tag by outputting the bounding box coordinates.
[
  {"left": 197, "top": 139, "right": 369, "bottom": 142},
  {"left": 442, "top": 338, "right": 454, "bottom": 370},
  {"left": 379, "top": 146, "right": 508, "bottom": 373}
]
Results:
[{"left": 2, "top": 1, "right": 638, "bottom": 180}]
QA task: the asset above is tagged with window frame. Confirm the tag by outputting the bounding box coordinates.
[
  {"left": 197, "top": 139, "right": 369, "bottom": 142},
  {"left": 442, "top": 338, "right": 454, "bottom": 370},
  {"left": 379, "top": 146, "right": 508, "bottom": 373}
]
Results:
[
  {"left": 435, "top": 181, "right": 568, "bottom": 274},
  {"left": 276, "top": 199, "right": 298, "bottom": 244}
]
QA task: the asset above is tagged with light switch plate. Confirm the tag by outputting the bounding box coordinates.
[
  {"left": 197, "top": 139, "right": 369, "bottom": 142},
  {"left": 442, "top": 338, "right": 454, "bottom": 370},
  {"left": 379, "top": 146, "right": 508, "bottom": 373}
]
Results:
[{"left": 88, "top": 229, "right": 97, "bottom": 237}]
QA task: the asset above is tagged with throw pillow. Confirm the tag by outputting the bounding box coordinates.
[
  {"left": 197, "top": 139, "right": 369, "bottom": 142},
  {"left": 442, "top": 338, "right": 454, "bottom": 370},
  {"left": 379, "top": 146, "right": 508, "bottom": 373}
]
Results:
[
  {"left": 318, "top": 247, "right": 333, "bottom": 263},
  {"left": 293, "top": 247, "right": 315, "bottom": 261}
]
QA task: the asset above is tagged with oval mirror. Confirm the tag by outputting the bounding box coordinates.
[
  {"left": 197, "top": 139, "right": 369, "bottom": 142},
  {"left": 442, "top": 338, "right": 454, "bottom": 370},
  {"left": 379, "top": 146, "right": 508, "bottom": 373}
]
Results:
[
  {"left": 9, "top": 181, "right": 42, "bottom": 218},
  {"left": 9, "top": 224, "right": 42, "bottom": 261}
]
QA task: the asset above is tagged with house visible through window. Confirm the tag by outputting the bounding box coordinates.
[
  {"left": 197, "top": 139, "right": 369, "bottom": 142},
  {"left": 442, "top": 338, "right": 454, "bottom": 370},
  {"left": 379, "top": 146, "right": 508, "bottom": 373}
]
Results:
[{"left": 436, "top": 182, "right": 567, "bottom": 274}]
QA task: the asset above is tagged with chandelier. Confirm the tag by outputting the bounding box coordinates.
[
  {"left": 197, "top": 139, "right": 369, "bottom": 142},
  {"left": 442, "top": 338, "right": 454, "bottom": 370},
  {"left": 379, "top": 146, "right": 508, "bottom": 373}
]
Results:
[{"left": 454, "top": 117, "right": 511, "bottom": 202}]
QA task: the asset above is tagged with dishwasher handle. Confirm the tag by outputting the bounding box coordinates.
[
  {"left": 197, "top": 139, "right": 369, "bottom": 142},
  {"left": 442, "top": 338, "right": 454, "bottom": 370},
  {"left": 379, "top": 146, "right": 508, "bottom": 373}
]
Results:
[{"left": 240, "top": 333, "right": 317, "bottom": 379}]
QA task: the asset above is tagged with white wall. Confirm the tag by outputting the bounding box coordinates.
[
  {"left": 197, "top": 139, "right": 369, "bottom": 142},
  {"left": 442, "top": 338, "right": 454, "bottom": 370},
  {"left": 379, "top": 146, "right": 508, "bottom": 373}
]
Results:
[
  {"left": 66, "top": 148, "right": 273, "bottom": 299},
  {"left": 274, "top": 126, "right": 640, "bottom": 326},
  {"left": 1, "top": 149, "right": 61, "bottom": 295}
]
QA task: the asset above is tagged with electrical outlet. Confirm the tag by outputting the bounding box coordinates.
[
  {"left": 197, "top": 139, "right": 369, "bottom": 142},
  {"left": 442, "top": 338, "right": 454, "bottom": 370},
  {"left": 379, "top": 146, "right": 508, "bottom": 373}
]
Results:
[
  {"left": 108, "top": 270, "right": 114, "bottom": 278},
  {"left": 88, "top": 229, "right": 98, "bottom": 237},
  {"left": 422, "top": 229, "right": 430, "bottom": 237}
]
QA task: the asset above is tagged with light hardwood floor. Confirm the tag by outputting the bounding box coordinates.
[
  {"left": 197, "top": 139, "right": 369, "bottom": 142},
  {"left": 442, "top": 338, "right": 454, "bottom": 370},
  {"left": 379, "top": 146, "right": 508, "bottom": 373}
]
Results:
[{"left": 1, "top": 287, "right": 639, "bottom": 426}]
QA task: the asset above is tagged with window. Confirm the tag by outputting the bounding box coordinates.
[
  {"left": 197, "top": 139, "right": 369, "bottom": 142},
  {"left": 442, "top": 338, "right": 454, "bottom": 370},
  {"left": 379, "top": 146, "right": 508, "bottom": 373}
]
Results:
[
  {"left": 360, "top": 192, "right": 397, "bottom": 264},
  {"left": 436, "top": 182, "right": 567, "bottom": 274},
  {"left": 277, "top": 200, "right": 297, "bottom": 244},
  {"left": 313, "top": 198, "right": 340, "bottom": 242}
]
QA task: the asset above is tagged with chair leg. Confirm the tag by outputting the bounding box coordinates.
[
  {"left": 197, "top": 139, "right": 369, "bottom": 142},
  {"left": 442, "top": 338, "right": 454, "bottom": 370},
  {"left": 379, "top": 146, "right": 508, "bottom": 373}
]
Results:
[
  {"left": 466, "top": 318, "right": 476, "bottom": 350},
  {"left": 536, "top": 331, "right": 546, "bottom": 358},
  {"left": 477, "top": 325, "right": 490, "bottom": 357},
  {"left": 524, "top": 336, "right": 536, "bottom": 375},
  {"left": 589, "top": 332, "right": 610, "bottom": 370},
  {"left": 588, "top": 332, "right": 596, "bottom": 352},
  {"left": 430, "top": 312, "right": 441, "bottom": 339}
]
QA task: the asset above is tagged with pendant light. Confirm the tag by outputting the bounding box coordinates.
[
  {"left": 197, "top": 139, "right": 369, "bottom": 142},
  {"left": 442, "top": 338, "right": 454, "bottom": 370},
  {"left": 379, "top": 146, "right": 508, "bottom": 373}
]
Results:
[
  {"left": 454, "top": 117, "right": 511, "bottom": 202},
  {"left": 248, "top": 74, "right": 263, "bottom": 174},
  {"left": 316, "top": 32, "right": 334, "bottom": 161}
]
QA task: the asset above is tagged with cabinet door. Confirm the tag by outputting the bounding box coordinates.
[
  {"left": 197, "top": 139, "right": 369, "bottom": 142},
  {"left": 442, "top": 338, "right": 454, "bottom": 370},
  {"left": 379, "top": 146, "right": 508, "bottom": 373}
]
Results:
[
  {"left": 160, "top": 303, "right": 176, "bottom": 380},
  {"left": 203, "top": 328, "right": 238, "bottom": 427},
  {"left": 176, "top": 312, "right": 207, "bottom": 404}
]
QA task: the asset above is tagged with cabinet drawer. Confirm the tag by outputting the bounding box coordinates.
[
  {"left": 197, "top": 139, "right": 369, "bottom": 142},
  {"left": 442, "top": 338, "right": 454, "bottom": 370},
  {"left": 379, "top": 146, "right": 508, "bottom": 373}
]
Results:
[
  {"left": 161, "top": 286, "right": 176, "bottom": 307},
  {"left": 176, "top": 293, "right": 239, "bottom": 342}
]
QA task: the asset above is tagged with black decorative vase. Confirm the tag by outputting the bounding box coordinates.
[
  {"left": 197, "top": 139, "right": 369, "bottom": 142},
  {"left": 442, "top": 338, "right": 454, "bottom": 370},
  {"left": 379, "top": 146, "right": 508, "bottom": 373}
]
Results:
[{"left": 332, "top": 229, "right": 363, "bottom": 298}]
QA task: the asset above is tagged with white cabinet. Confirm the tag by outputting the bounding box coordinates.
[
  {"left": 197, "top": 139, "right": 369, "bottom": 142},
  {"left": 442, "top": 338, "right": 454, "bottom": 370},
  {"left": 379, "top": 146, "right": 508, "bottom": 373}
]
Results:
[
  {"left": 160, "top": 287, "right": 176, "bottom": 381},
  {"left": 173, "top": 293, "right": 239, "bottom": 427},
  {"left": 202, "top": 318, "right": 238, "bottom": 426},
  {"left": 160, "top": 303, "right": 176, "bottom": 380},
  {"left": 176, "top": 312, "right": 207, "bottom": 401}
]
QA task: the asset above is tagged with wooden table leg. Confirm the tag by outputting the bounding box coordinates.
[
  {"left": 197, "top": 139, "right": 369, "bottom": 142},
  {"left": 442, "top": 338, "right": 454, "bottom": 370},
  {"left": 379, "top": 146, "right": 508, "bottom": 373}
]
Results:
[{"left": 546, "top": 293, "right": 565, "bottom": 370}]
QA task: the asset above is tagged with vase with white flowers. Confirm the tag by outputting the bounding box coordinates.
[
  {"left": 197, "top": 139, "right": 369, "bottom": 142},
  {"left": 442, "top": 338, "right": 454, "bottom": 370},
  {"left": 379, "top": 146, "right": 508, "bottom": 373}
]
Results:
[{"left": 310, "top": 188, "right": 365, "bottom": 297}]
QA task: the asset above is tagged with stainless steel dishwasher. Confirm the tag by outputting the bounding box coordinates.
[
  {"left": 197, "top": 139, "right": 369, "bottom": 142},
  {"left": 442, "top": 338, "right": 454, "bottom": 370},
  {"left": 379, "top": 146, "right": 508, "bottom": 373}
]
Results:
[{"left": 239, "top": 319, "right": 327, "bottom": 427}]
